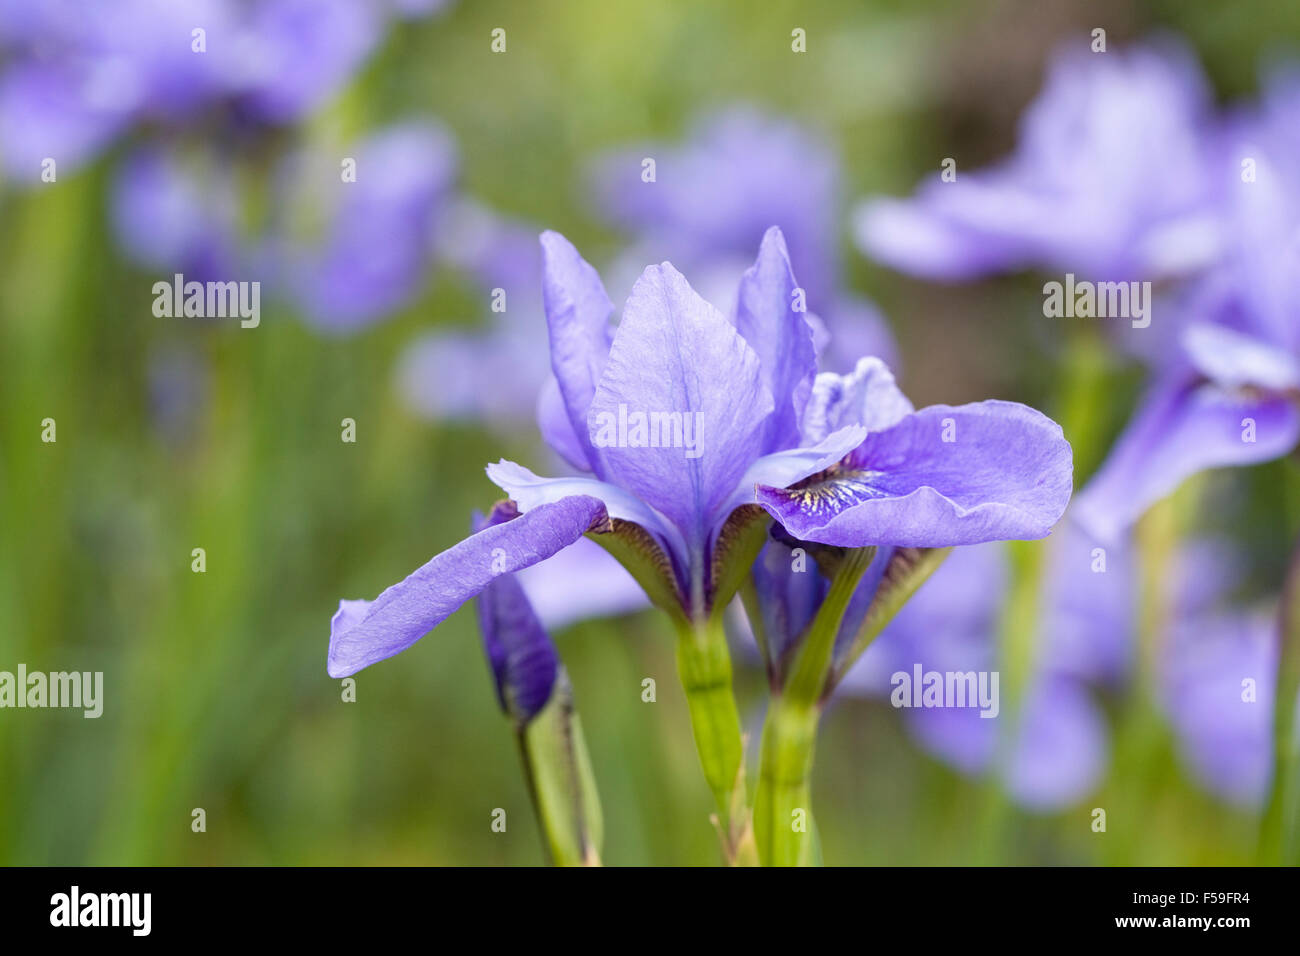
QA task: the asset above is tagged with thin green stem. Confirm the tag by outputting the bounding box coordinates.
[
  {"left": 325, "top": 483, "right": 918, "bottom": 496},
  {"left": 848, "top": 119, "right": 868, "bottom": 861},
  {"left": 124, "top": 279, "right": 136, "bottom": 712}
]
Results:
[
  {"left": 674, "top": 614, "right": 755, "bottom": 864},
  {"left": 754, "top": 547, "right": 874, "bottom": 865}
]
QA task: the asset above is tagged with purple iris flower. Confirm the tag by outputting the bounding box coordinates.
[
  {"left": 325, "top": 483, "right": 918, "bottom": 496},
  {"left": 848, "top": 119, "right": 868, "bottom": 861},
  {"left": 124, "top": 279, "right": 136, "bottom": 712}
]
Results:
[
  {"left": 328, "top": 225, "right": 1071, "bottom": 678},
  {"left": 1074, "top": 69, "right": 1300, "bottom": 542},
  {"left": 855, "top": 38, "right": 1223, "bottom": 282},
  {"left": 592, "top": 106, "right": 898, "bottom": 372}
]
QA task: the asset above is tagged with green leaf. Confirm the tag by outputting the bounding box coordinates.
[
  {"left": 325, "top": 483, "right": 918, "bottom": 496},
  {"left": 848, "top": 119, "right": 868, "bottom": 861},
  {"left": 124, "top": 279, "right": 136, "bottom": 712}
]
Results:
[{"left": 829, "top": 546, "right": 952, "bottom": 693}]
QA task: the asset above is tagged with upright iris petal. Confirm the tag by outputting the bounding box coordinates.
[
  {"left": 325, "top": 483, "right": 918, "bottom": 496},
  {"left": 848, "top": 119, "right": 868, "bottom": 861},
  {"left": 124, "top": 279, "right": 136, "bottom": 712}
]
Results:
[
  {"left": 540, "top": 230, "right": 616, "bottom": 474},
  {"left": 733, "top": 227, "right": 818, "bottom": 452},
  {"left": 588, "top": 261, "right": 774, "bottom": 561}
]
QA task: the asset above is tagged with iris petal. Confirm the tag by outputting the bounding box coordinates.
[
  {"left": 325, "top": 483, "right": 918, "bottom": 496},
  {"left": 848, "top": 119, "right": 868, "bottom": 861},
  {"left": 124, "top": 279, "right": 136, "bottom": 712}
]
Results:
[
  {"left": 327, "top": 495, "right": 607, "bottom": 678},
  {"left": 758, "top": 402, "right": 1073, "bottom": 548}
]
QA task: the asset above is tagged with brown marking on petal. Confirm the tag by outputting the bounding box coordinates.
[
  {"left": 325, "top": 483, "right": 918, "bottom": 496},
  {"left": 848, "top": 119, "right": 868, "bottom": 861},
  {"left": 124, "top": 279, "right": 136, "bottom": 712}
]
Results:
[{"left": 587, "top": 517, "right": 685, "bottom": 621}]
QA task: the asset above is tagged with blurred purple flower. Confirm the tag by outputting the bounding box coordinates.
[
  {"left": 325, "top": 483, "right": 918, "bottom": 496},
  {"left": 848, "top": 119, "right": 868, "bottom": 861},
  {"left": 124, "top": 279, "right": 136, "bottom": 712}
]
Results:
[
  {"left": 829, "top": 515, "right": 1125, "bottom": 810},
  {"left": 110, "top": 144, "right": 241, "bottom": 281},
  {"left": 855, "top": 38, "right": 1224, "bottom": 282},
  {"left": 398, "top": 201, "right": 554, "bottom": 423},
  {"left": 231, "top": 0, "right": 382, "bottom": 125},
  {"left": 1162, "top": 610, "right": 1276, "bottom": 807},
  {"left": 1152, "top": 540, "right": 1277, "bottom": 808},
  {"left": 593, "top": 106, "right": 898, "bottom": 372},
  {"left": 274, "top": 121, "right": 457, "bottom": 332},
  {"left": 1075, "top": 68, "right": 1300, "bottom": 542},
  {"left": 836, "top": 543, "right": 1007, "bottom": 775},
  {"left": 595, "top": 108, "right": 842, "bottom": 303},
  {"left": 0, "top": 0, "right": 390, "bottom": 180},
  {"left": 1003, "top": 676, "right": 1109, "bottom": 811}
]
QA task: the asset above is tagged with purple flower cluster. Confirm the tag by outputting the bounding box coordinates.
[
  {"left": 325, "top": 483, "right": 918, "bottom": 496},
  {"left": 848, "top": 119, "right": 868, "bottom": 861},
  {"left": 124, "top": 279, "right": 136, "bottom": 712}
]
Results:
[
  {"left": 1, "top": 0, "right": 458, "bottom": 331},
  {"left": 856, "top": 37, "right": 1300, "bottom": 541},
  {"left": 855, "top": 37, "right": 1298, "bottom": 808}
]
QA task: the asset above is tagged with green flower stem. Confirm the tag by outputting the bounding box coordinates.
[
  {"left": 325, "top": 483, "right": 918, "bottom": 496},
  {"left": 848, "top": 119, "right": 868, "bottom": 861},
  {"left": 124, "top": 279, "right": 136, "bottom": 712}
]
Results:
[
  {"left": 1261, "top": 536, "right": 1300, "bottom": 865},
  {"left": 516, "top": 673, "right": 603, "bottom": 866},
  {"left": 674, "top": 615, "right": 755, "bottom": 864},
  {"left": 753, "top": 694, "right": 822, "bottom": 866},
  {"left": 754, "top": 547, "right": 874, "bottom": 866}
]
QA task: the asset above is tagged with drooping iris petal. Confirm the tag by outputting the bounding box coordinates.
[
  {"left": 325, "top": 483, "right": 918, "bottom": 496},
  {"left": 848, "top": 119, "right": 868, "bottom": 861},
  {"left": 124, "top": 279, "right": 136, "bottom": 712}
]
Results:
[
  {"left": 588, "top": 262, "right": 774, "bottom": 553},
  {"left": 1002, "top": 676, "right": 1108, "bottom": 810},
  {"left": 908, "top": 706, "right": 1001, "bottom": 776},
  {"left": 486, "top": 458, "right": 688, "bottom": 564},
  {"left": 327, "top": 495, "right": 607, "bottom": 678},
  {"left": 1161, "top": 611, "right": 1276, "bottom": 807},
  {"left": 473, "top": 508, "right": 559, "bottom": 724},
  {"left": 837, "top": 543, "right": 1005, "bottom": 774},
  {"left": 853, "top": 188, "right": 1036, "bottom": 281},
  {"left": 801, "top": 356, "right": 914, "bottom": 443},
  {"left": 1074, "top": 375, "right": 1300, "bottom": 543},
  {"left": 734, "top": 227, "right": 817, "bottom": 452},
  {"left": 540, "top": 231, "right": 615, "bottom": 474},
  {"left": 759, "top": 402, "right": 1072, "bottom": 548}
]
